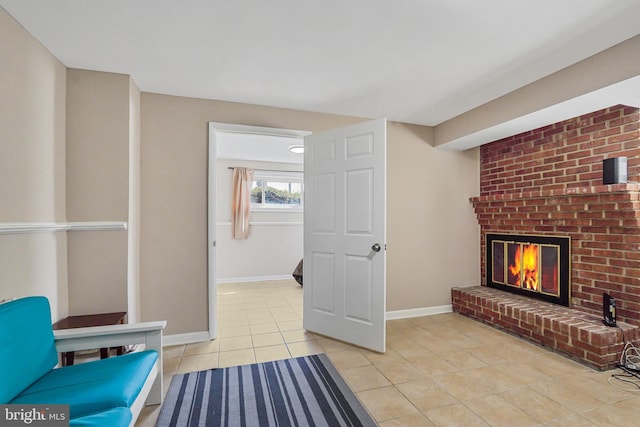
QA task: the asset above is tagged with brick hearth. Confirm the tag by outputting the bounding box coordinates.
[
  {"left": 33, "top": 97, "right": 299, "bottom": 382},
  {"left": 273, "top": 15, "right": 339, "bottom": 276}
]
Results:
[{"left": 452, "top": 286, "right": 640, "bottom": 370}]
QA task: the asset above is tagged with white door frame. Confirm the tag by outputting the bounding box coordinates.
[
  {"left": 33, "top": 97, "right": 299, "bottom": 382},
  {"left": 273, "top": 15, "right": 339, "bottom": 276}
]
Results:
[
  {"left": 207, "top": 123, "right": 311, "bottom": 340},
  {"left": 207, "top": 123, "right": 218, "bottom": 340}
]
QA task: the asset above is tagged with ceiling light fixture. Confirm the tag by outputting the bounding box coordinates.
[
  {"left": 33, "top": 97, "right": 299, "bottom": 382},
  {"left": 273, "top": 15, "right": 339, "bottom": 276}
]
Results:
[{"left": 289, "top": 145, "right": 304, "bottom": 154}]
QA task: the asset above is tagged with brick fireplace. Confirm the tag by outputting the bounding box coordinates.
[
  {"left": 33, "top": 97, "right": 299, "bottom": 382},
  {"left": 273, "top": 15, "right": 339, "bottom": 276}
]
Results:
[{"left": 453, "top": 104, "right": 640, "bottom": 369}]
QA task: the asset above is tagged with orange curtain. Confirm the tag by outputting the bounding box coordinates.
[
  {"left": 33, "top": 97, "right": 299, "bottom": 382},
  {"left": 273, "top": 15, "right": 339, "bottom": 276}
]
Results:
[{"left": 231, "top": 167, "right": 254, "bottom": 239}]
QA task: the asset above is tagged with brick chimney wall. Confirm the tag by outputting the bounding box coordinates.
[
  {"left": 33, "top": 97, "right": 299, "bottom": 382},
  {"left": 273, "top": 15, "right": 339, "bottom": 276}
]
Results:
[{"left": 471, "top": 105, "right": 640, "bottom": 326}]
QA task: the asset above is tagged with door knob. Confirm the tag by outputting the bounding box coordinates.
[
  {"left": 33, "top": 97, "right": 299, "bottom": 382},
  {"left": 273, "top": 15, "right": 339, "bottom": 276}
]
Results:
[{"left": 371, "top": 243, "right": 381, "bottom": 252}]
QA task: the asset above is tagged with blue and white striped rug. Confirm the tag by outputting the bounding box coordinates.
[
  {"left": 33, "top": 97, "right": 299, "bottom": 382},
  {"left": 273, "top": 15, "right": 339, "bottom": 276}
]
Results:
[{"left": 156, "top": 354, "right": 376, "bottom": 427}]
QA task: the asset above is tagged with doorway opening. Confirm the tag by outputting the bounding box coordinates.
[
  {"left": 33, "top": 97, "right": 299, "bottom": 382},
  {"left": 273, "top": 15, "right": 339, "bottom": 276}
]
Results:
[{"left": 208, "top": 123, "right": 311, "bottom": 339}]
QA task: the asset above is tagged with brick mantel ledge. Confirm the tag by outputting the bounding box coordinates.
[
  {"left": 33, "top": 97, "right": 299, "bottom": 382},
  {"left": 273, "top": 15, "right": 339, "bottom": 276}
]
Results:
[{"left": 470, "top": 183, "right": 640, "bottom": 204}]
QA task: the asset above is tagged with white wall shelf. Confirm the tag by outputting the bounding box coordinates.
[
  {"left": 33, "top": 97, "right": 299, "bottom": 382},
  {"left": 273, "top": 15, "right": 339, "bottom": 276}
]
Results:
[{"left": 0, "top": 222, "right": 127, "bottom": 235}]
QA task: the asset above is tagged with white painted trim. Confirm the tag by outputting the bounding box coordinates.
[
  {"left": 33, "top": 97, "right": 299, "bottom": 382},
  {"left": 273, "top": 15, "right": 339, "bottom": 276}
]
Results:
[
  {"left": 208, "top": 123, "right": 218, "bottom": 341},
  {"left": 216, "top": 221, "right": 303, "bottom": 227},
  {"left": 163, "top": 331, "right": 211, "bottom": 347},
  {"left": 250, "top": 207, "right": 304, "bottom": 213},
  {"left": 385, "top": 305, "right": 453, "bottom": 320},
  {"left": 217, "top": 275, "right": 294, "bottom": 284},
  {"left": 0, "top": 223, "right": 68, "bottom": 234},
  {"left": 68, "top": 221, "right": 127, "bottom": 231},
  {"left": 53, "top": 321, "right": 166, "bottom": 346},
  {"left": 0, "top": 221, "right": 127, "bottom": 235},
  {"left": 209, "top": 122, "right": 311, "bottom": 139}
]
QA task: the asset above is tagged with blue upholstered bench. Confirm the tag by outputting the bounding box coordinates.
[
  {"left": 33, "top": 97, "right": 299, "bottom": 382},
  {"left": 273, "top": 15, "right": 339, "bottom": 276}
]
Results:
[{"left": 0, "top": 296, "right": 166, "bottom": 427}]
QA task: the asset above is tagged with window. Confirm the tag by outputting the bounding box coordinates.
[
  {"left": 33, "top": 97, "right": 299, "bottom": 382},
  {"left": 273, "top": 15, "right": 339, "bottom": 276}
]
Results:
[{"left": 250, "top": 170, "right": 303, "bottom": 211}]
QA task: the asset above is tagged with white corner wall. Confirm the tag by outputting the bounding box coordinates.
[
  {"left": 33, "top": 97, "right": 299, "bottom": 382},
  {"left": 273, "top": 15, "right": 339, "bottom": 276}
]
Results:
[{"left": 215, "top": 159, "right": 303, "bottom": 282}]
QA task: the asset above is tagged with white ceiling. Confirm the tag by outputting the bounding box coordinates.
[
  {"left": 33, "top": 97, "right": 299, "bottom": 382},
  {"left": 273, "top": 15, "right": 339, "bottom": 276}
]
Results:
[
  {"left": 214, "top": 125, "right": 308, "bottom": 165},
  {"left": 3, "top": 0, "right": 640, "bottom": 137}
]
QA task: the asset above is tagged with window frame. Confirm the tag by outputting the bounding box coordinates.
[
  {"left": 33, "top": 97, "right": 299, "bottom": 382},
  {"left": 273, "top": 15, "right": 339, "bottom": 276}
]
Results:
[{"left": 250, "top": 170, "right": 304, "bottom": 212}]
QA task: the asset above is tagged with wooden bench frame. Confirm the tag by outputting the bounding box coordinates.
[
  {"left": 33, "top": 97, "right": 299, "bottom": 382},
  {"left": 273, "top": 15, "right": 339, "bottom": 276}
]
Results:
[{"left": 53, "top": 321, "right": 166, "bottom": 426}]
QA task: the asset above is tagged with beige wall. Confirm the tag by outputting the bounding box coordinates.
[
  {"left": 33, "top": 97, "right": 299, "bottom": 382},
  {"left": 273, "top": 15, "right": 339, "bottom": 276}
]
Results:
[
  {"left": 387, "top": 123, "right": 480, "bottom": 310},
  {"left": 141, "top": 93, "right": 480, "bottom": 334},
  {"left": 66, "top": 69, "right": 130, "bottom": 315},
  {"left": 0, "top": 7, "right": 68, "bottom": 320},
  {"left": 435, "top": 34, "right": 640, "bottom": 146}
]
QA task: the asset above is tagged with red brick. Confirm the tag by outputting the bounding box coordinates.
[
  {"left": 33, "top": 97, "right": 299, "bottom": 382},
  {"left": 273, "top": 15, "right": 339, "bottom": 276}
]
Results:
[
  {"left": 593, "top": 110, "right": 622, "bottom": 124},
  {"left": 608, "top": 131, "right": 639, "bottom": 144},
  {"left": 580, "top": 123, "right": 608, "bottom": 135}
]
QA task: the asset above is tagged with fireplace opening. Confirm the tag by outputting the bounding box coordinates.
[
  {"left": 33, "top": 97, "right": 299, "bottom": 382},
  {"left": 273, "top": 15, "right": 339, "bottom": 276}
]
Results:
[{"left": 486, "top": 233, "right": 570, "bottom": 306}]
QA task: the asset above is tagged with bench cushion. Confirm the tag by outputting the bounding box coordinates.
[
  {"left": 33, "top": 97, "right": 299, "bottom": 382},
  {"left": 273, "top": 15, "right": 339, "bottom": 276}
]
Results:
[
  {"left": 70, "top": 407, "right": 132, "bottom": 427},
  {"left": 11, "top": 350, "right": 158, "bottom": 418},
  {"left": 0, "top": 297, "right": 58, "bottom": 403}
]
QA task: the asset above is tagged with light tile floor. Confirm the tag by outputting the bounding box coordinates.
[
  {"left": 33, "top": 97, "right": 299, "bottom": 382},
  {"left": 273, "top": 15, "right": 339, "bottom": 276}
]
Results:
[{"left": 137, "top": 280, "right": 640, "bottom": 426}]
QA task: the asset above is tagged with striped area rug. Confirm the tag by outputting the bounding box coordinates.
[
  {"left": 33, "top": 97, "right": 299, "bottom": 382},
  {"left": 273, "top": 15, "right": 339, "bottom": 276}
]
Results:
[{"left": 155, "top": 354, "right": 376, "bottom": 427}]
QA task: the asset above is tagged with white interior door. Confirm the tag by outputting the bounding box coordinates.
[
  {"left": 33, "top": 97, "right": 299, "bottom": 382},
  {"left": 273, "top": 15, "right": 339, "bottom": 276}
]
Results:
[{"left": 303, "top": 118, "right": 386, "bottom": 352}]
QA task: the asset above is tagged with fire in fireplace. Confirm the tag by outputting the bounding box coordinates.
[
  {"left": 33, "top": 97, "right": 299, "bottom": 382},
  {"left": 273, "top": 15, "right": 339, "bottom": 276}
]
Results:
[{"left": 486, "top": 233, "right": 570, "bottom": 306}]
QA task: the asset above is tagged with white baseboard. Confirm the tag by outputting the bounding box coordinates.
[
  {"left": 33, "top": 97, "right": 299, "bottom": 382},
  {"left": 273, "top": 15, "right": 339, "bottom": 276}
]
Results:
[
  {"left": 386, "top": 305, "right": 452, "bottom": 320},
  {"left": 163, "top": 331, "right": 210, "bottom": 347},
  {"left": 217, "top": 275, "right": 293, "bottom": 284},
  {"left": 164, "top": 305, "right": 452, "bottom": 346}
]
